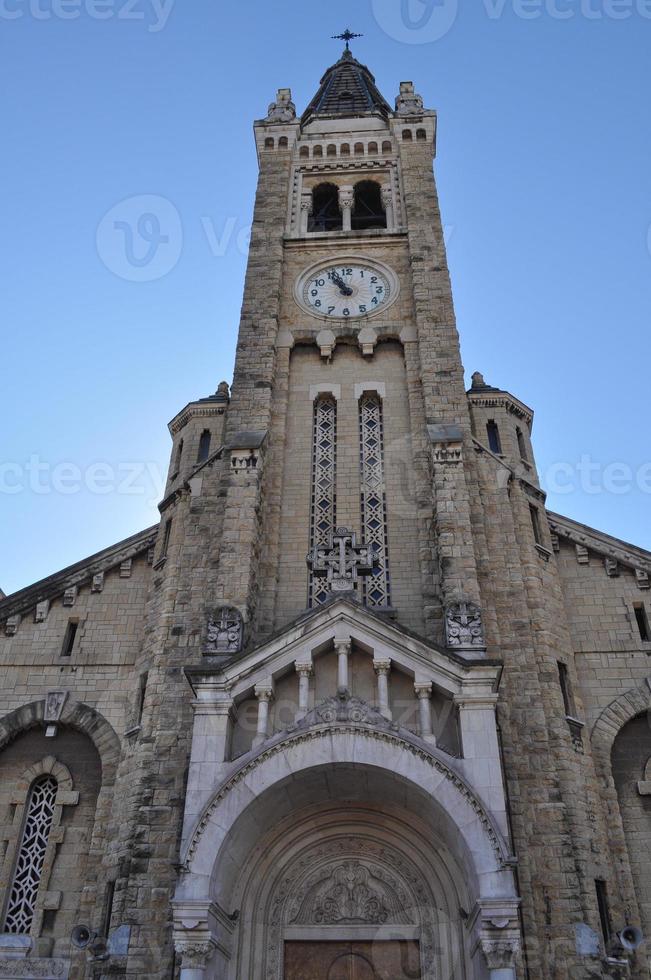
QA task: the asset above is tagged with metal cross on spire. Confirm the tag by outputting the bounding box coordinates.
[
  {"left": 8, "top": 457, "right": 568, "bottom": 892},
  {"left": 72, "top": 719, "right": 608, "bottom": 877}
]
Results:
[{"left": 332, "top": 28, "right": 364, "bottom": 51}]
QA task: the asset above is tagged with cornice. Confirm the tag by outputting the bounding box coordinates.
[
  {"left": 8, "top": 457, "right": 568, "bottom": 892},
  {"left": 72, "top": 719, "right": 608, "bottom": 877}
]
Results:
[{"left": 548, "top": 511, "right": 651, "bottom": 575}]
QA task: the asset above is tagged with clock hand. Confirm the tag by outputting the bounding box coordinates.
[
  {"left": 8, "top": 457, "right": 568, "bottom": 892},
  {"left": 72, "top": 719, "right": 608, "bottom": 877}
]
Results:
[{"left": 329, "top": 271, "right": 354, "bottom": 296}]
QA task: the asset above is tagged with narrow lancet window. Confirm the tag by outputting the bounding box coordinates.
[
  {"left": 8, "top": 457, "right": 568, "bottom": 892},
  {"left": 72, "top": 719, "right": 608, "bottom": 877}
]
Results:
[
  {"left": 308, "top": 396, "right": 337, "bottom": 606},
  {"left": 486, "top": 420, "right": 502, "bottom": 455},
  {"left": 359, "top": 393, "right": 391, "bottom": 608},
  {"left": 197, "top": 429, "right": 211, "bottom": 463},
  {"left": 4, "top": 776, "right": 58, "bottom": 934}
]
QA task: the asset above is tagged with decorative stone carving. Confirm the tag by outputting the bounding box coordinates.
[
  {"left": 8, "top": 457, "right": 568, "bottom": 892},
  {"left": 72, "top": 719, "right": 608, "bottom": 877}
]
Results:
[
  {"left": 0, "top": 960, "right": 68, "bottom": 978},
  {"left": 5, "top": 615, "right": 21, "bottom": 637},
  {"left": 44, "top": 691, "right": 68, "bottom": 725},
  {"left": 445, "top": 601, "right": 485, "bottom": 650},
  {"left": 395, "top": 81, "right": 424, "bottom": 116},
  {"left": 575, "top": 544, "right": 589, "bottom": 564},
  {"left": 265, "top": 87, "right": 296, "bottom": 122},
  {"left": 428, "top": 423, "right": 464, "bottom": 464},
  {"left": 174, "top": 940, "right": 216, "bottom": 970},
  {"left": 480, "top": 937, "right": 520, "bottom": 970},
  {"left": 293, "top": 690, "right": 397, "bottom": 733},
  {"left": 605, "top": 558, "right": 620, "bottom": 577},
  {"left": 34, "top": 601, "right": 50, "bottom": 624},
  {"left": 62, "top": 586, "right": 77, "bottom": 607},
  {"left": 635, "top": 568, "right": 650, "bottom": 589},
  {"left": 119, "top": 559, "right": 132, "bottom": 578},
  {"left": 91, "top": 572, "right": 104, "bottom": 593},
  {"left": 290, "top": 860, "right": 407, "bottom": 926},
  {"left": 315, "top": 328, "right": 336, "bottom": 360},
  {"left": 357, "top": 325, "right": 377, "bottom": 357},
  {"left": 306, "top": 527, "right": 377, "bottom": 595},
  {"left": 550, "top": 534, "right": 560, "bottom": 552},
  {"left": 205, "top": 607, "right": 243, "bottom": 655},
  {"left": 228, "top": 430, "right": 266, "bottom": 474}
]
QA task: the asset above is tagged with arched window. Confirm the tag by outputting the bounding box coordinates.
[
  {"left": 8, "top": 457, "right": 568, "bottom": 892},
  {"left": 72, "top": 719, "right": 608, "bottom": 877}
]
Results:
[
  {"left": 340, "top": 143, "right": 350, "bottom": 156},
  {"left": 416, "top": 128, "right": 427, "bottom": 141},
  {"left": 359, "top": 392, "right": 391, "bottom": 608},
  {"left": 308, "top": 396, "right": 337, "bottom": 607},
  {"left": 299, "top": 145, "right": 309, "bottom": 159},
  {"left": 313, "top": 145, "right": 323, "bottom": 158},
  {"left": 516, "top": 426, "right": 528, "bottom": 462},
  {"left": 354, "top": 142, "right": 364, "bottom": 156},
  {"left": 308, "top": 183, "right": 342, "bottom": 232},
  {"left": 172, "top": 439, "right": 183, "bottom": 477},
  {"left": 264, "top": 137, "right": 274, "bottom": 149},
  {"left": 4, "top": 775, "right": 58, "bottom": 934},
  {"left": 368, "top": 141, "right": 378, "bottom": 155},
  {"left": 382, "top": 140, "right": 392, "bottom": 154},
  {"left": 402, "top": 129, "right": 413, "bottom": 141},
  {"left": 326, "top": 144, "right": 337, "bottom": 157},
  {"left": 197, "top": 429, "right": 211, "bottom": 463},
  {"left": 486, "top": 421, "right": 502, "bottom": 455},
  {"left": 352, "top": 181, "right": 386, "bottom": 231},
  {"left": 278, "top": 136, "right": 288, "bottom": 149}
]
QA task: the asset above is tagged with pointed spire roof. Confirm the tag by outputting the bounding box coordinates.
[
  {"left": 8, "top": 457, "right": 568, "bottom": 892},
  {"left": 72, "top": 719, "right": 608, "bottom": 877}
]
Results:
[{"left": 302, "top": 49, "right": 391, "bottom": 127}]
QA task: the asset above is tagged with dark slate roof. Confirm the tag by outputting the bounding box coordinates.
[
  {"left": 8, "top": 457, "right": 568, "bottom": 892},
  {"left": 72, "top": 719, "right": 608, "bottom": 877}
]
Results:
[{"left": 302, "top": 49, "right": 391, "bottom": 126}]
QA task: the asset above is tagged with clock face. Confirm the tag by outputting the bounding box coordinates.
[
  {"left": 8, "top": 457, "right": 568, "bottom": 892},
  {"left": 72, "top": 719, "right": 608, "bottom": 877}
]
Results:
[{"left": 299, "top": 261, "right": 396, "bottom": 320}]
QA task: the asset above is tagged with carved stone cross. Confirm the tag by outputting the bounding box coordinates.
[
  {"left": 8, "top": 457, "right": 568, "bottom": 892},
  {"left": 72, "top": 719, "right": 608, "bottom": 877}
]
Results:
[{"left": 307, "top": 527, "right": 377, "bottom": 595}]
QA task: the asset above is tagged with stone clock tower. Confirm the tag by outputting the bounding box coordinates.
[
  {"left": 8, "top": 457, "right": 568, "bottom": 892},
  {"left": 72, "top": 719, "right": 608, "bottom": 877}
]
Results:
[{"left": 1, "top": 39, "right": 650, "bottom": 980}]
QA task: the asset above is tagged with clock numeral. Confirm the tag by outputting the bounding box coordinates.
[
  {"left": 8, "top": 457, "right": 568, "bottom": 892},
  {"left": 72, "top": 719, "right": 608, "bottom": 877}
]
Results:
[
  {"left": 376, "top": 286, "right": 384, "bottom": 294},
  {"left": 311, "top": 289, "right": 318, "bottom": 297},
  {"left": 371, "top": 297, "right": 378, "bottom": 305},
  {"left": 359, "top": 270, "right": 365, "bottom": 278},
  {"left": 328, "top": 306, "right": 335, "bottom": 314},
  {"left": 343, "top": 308, "right": 350, "bottom": 317},
  {"left": 342, "top": 268, "right": 352, "bottom": 275},
  {"left": 370, "top": 276, "right": 378, "bottom": 284},
  {"left": 359, "top": 305, "right": 367, "bottom": 313},
  {"left": 314, "top": 300, "right": 322, "bottom": 307}
]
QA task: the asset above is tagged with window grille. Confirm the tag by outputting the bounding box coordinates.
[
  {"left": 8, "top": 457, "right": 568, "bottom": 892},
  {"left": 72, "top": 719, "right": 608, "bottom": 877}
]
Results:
[
  {"left": 308, "top": 397, "right": 337, "bottom": 606},
  {"left": 359, "top": 393, "right": 391, "bottom": 608},
  {"left": 4, "top": 776, "right": 58, "bottom": 934}
]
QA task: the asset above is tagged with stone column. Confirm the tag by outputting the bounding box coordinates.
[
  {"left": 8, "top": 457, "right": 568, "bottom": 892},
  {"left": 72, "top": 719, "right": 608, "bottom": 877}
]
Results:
[
  {"left": 340, "top": 185, "right": 354, "bottom": 232},
  {"left": 336, "top": 640, "right": 351, "bottom": 693},
  {"left": 253, "top": 684, "right": 273, "bottom": 747},
  {"left": 454, "top": 678, "right": 508, "bottom": 836},
  {"left": 381, "top": 185, "right": 395, "bottom": 231},
  {"left": 295, "top": 661, "right": 313, "bottom": 719},
  {"left": 175, "top": 940, "right": 216, "bottom": 980},
  {"left": 415, "top": 682, "right": 434, "bottom": 741},
  {"left": 374, "top": 659, "right": 392, "bottom": 719},
  {"left": 479, "top": 938, "right": 519, "bottom": 980}
]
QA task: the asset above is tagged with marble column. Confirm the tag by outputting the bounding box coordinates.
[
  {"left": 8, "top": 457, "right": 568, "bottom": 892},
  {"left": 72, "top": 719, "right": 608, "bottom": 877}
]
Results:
[
  {"left": 414, "top": 682, "right": 434, "bottom": 741},
  {"left": 253, "top": 685, "right": 273, "bottom": 747},
  {"left": 335, "top": 640, "right": 351, "bottom": 693},
  {"left": 295, "top": 661, "right": 313, "bottom": 719},
  {"left": 374, "top": 659, "right": 392, "bottom": 719},
  {"left": 340, "top": 186, "right": 353, "bottom": 233}
]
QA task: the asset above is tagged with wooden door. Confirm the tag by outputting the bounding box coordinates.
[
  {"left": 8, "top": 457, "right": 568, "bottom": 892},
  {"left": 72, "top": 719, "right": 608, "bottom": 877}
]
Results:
[{"left": 284, "top": 940, "right": 421, "bottom": 979}]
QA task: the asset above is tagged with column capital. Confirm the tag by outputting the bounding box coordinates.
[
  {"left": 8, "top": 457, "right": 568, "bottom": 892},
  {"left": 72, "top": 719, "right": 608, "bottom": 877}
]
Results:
[
  {"left": 373, "top": 658, "right": 391, "bottom": 676},
  {"left": 478, "top": 936, "right": 520, "bottom": 971},
  {"left": 334, "top": 639, "right": 352, "bottom": 656},
  {"left": 174, "top": 939, "right": 217, "bottom": 971},
  {"left": 295, "top": 661, "right": 313, "bottom": 678},
  {"left": 454, "top": 692, "right": 499, "bottom": 710},
  {"left": 414, "top": 682, "right": 432, "bottom": 699},
  {"left": 254, "top": 684, "right": 274, "bottom": 703}
]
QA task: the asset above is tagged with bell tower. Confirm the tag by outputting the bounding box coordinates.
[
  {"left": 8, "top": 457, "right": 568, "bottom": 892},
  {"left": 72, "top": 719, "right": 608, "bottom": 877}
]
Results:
[{"left": 205, "top": 37, "right": 484, "bottom": 653}]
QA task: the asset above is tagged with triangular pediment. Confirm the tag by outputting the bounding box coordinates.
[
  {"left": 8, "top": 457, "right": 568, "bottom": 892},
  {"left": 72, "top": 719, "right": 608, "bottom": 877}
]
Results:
[{"left": 186, "top": 597, "right": 500, "bottom": 704}]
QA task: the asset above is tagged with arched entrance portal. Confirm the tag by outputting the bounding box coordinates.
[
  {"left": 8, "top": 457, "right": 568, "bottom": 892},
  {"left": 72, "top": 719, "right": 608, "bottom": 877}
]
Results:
[{"left": 173, "top": 724, "right": 522, "bottom": 979}]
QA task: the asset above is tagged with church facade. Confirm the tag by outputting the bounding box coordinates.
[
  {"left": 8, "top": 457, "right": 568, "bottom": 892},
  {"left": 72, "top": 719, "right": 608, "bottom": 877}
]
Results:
[{"left": 0, "top": 46, "right": 650, "bottom": 980}]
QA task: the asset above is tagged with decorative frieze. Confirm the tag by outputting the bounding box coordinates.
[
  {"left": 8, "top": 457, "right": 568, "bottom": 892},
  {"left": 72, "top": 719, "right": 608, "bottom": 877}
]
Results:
[{"left": 427, "top": 423, "right": 464, "bottom": 464}]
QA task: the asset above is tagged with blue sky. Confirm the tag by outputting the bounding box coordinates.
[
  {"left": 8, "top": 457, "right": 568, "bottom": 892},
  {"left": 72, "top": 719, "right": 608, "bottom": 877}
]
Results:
[{"left": 1, "top": 0, "right": 649, "bottom": 594}]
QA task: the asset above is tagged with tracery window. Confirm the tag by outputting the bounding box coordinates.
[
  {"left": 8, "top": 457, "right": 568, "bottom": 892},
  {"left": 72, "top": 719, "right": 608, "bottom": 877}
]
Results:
[
  {"left": 359, "top": 393, "right": 391, "bottom": 608},
  {"left": 308, "top": 396, "right": 337, "bottom": 607},
  {"left": 4, "top": 776, "right": 57, "bottom": 934}
]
